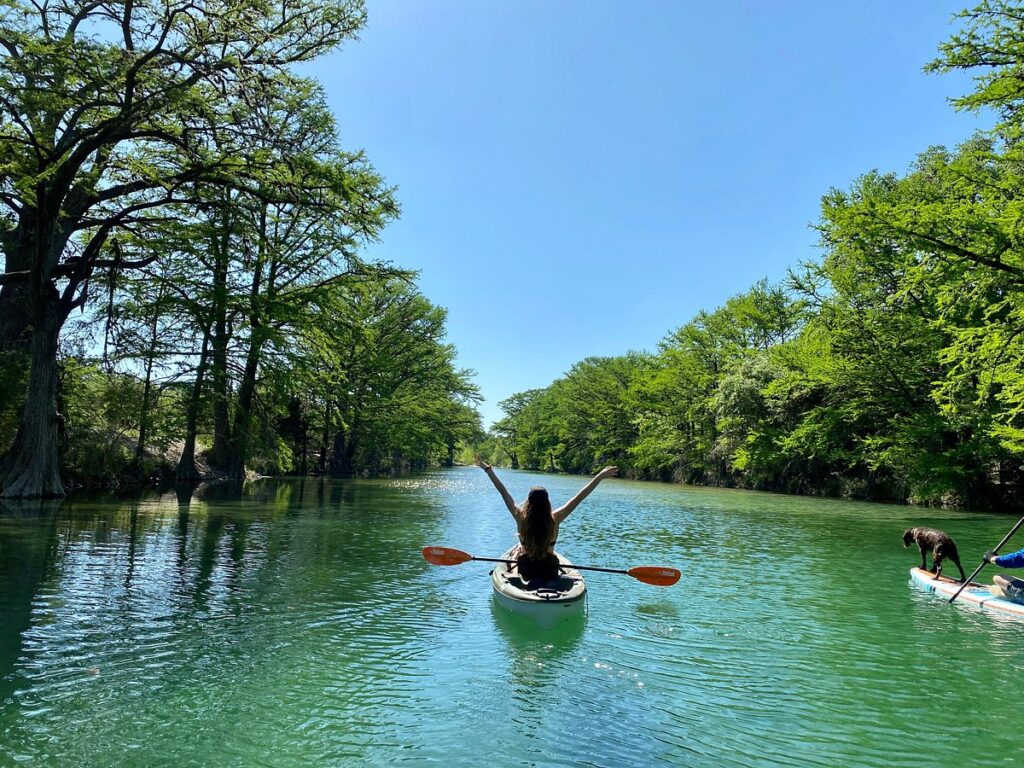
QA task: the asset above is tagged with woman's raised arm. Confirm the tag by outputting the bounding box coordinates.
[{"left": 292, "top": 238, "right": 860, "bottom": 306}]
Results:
[
  {"left": 553, "top": 466, "right": 618, "bottom": 523},
  {"left": 476, "top": 456, "right": 519, "bottom": 517}
]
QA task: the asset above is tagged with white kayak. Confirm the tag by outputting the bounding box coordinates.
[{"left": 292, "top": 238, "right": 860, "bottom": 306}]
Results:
[{"left": 491, "top": 546, "right": 586, "bottom": 627}]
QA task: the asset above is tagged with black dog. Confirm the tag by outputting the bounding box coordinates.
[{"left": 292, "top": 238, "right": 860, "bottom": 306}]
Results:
[{"left": 903, "top": 527, "right": 966, "bottom": 581}]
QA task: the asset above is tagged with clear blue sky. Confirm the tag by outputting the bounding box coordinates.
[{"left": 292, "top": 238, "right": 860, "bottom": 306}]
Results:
[{"left": 304, "top": 1, "right": 990, "bottom": 428}]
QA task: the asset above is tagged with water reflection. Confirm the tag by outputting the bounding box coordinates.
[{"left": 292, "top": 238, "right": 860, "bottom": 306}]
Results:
[
  {"left": 490, "top": 599, "right": 585, "bottom": 698},
  {"left": 5, "top": 470, "right": 1024, "bottom": 767},
  {"left": 0, "top": 476, "right": 454, "bottom": 767},
  {"left": 0, "top": 499, "right": 60, "bottom": 704}
]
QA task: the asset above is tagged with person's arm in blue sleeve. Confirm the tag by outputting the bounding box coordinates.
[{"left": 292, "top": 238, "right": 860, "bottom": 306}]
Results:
[{"left": 987, "top": 547, "right": 1024, "bottom": 568}]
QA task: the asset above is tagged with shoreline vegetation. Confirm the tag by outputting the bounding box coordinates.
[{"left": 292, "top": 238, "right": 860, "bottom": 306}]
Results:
[
  {"left": 0, "top": 0, "right": 481, "bottom": 498},
  {"left": 5, "top": 3, "right": 1024, "bottom": 511}
]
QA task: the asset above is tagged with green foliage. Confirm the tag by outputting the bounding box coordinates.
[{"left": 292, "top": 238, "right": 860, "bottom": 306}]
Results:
[
  {"left": 15, "top": 0, "right": 1024, "bottom": 507},
  {"left": 490, "top": 247, "right": 1024, "bottom": 507},
  {"left": 489, "top": 355, "right": 649, "bottom": 475},
  {"left": 926, "top": 0, "right": 1024, "bottom": 124},
  {"left": 56, "top": 359, "right": 182, "bottom": 488},
  {"left": 282, "top": 277, "right": 481, "bottom": 475},
  {"left": 0, "top": 0, "right": 481, "bottom": 489}
]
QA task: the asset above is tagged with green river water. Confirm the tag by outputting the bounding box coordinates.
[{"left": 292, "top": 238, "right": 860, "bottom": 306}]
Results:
[{"left": 1, "top": 467, "right": 1022, "bottom": 767}]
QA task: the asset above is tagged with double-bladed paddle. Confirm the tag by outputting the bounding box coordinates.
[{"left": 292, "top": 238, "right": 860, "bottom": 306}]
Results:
[
  {"left": 948, "top": 513, "right": 1024, "bottom": 604},
  {"left": 421, "top": 546, "right": 681, "bottom": 587}
]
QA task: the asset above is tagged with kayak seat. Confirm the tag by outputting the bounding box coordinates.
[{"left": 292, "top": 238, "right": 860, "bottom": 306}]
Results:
[
  {"left": 523, "top": 575, "right": 576, "bottom": 592},
  {"left": 502, "top": 573, "right": 576, "bottom": 592}
]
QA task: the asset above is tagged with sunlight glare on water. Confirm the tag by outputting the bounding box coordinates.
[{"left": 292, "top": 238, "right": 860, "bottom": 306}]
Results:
[{"left": 1, "top": 468, "right": 1022, "bottom": 767}]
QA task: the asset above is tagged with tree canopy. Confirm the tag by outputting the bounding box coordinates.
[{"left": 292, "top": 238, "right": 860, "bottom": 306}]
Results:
[{"left": 0, "top": 0, "right": 481, "bottom": 495}]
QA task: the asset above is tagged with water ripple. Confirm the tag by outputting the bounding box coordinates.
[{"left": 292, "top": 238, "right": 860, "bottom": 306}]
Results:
[{"left": 2, "top": 473, "right": 1023, "bottom": 766}]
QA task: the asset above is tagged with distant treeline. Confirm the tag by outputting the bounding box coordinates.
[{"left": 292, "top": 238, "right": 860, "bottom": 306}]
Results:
[
  {"left": 0, "top": 0, "right": 480, "bottom": 496},
  {"left": 478, "top": 3, "right": 1024, "bottom": 511}
]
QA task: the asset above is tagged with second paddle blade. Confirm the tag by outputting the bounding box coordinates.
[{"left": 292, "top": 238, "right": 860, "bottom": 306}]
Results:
[
  {"left": 628, "top": 566, "right": 681, "bottom": 586},
  {"left": 422, "top": 546, "right": 473, "bottom": 566}
]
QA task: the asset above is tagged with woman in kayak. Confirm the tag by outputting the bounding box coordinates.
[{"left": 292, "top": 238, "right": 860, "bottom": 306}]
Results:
[{"left": 475, "top": 457, "right": 618, "bottom": 582}]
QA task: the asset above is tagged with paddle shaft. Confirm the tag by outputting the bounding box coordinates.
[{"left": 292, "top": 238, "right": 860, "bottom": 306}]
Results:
[
  {"left": 948, "top": 514, "right": 1024, "bottom": 604},
  {"left": 468, "top": 555, "right": 629, "bottom": 575}
]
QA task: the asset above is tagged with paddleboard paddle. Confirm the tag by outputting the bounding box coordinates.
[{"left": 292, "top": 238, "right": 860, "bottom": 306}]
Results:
[{"left": 949, "top": 514, "right": 1024, "bottom": 604}]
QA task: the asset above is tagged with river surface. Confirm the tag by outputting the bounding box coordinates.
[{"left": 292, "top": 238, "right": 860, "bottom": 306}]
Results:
[{"left": 1, "top": 468, "right": 1022, "bottom": 767}]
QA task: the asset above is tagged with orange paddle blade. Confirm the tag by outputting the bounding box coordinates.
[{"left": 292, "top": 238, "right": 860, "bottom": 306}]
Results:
[
  {"left": 422, "top": 546, "right": 473, "bottom": 566},
  {"left": 627, "top": 566, "right": 681, "bottom": 587}
]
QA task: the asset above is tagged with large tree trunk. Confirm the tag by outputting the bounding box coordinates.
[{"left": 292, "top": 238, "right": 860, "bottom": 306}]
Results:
[
  {"left": 0, "top": 208, "right": 84, "bottom": 497},
  {"left": 318, "top": 400, "right": 332, "bottom": 474},
  {"left": 225, "top": 336, "right": 263, "bottom": 479},
  {"left": 0, "top": 282, "right": 32, "bottom": 351},
  {"left": 208, "top": 335, "right": 231, "bottom": 469},
  {"left": 0, "top": 216, "right": 75, "bottom": 350},
  {"left": 329, "top": 428, "right": 358, "bottom": 477},
  {"left": 208, "top": 229, "right": 232, "bottom": 470},
  {"left": 224, "top": 206, "right": 270, "bottom": 480},
  {"left": 175, "top": 331, "right": 211, "bottom": 481},
  {"left": 0, "top": 314, "right": 65, "bottom": 497},
  {"left": 279, "top": 396, "right": 308, "bottom": 476},
  {"left": 133, "top": 301, "right": 162, "bottom": 466},
  {"left": 0, "top": 235, "right": 33, "bottom": 350},
  {"left": 300, "top": 431, "right": 308, "bottom": 476}
]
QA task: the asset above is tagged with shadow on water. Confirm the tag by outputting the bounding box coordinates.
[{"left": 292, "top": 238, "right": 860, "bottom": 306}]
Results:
[
  {"left": 490, "top": 598, "right": 587, "bottom": 645},
  {"left": 193, "top": 478, "right": 246, "bottom": 503},
  {"left": 634, "top": 600, "right": 680, "bottom": 619},
  {"left": 490, "top": 598, "right": 586, "bottom": 698},
  {"left": 170, "top": 475, "right": 363, "bottom": 511},
  {"left": 0, "top": 498, "right": 61, "bottom": 704},
  {"left": 0, "top": 475, "right": 465, "bottom": 766}
]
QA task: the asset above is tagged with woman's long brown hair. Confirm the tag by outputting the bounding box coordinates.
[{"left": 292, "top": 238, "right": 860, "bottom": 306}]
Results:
[{"left": 522, "top": 487, "right": 553, "bottom": 556}]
